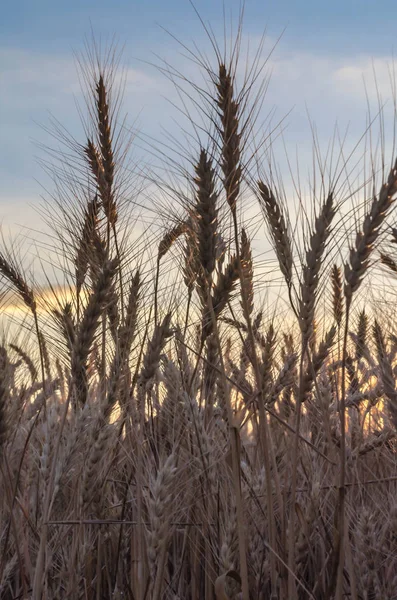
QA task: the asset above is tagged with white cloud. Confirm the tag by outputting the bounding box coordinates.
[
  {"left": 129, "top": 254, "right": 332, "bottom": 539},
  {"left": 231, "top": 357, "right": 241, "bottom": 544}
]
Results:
[
  {"left": 0, "top": 47, "right": 161, "bottom": 107},
  {"left": 268, "top": 50, "right": 395, "bottom": 116},
  {"left": 332, "top": 56, "right": 396, "bottom": 103}
]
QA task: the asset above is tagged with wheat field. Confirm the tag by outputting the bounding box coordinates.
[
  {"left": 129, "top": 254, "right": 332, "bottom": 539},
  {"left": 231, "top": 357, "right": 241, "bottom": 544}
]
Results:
[{"left": 0, "top": 24, "right": 397, "bottom": 600}]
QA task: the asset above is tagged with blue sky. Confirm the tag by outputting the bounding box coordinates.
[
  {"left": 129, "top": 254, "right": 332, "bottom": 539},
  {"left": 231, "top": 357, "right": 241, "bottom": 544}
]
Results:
[
  {"left": 2, "top": 0, "right": 397, "bottom": 240},
  {"left": 2, "top": 0, "right": 397, "bottom": 55}
]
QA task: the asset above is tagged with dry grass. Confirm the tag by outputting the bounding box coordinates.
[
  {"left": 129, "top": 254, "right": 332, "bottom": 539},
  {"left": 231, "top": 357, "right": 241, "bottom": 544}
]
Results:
[{"left": 0, "top": 22, "right": 397, "bottom": 600}]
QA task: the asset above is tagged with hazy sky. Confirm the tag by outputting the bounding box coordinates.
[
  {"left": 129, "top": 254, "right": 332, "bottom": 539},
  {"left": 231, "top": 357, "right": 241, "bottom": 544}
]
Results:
[{"left": 2, "top": 0, "right": 397, "bottom": 238}]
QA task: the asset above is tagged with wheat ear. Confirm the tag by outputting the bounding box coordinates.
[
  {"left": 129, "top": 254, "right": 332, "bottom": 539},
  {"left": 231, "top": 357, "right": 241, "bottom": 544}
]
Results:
[
  {"left": 345, "top": 158, "right": 397, "bottom": 303},
  {"left": 71, "top": 258, "right": 118, "bottom": 407},
  {"left": 331, "top": 265, "right": 343, "bottom": 326},
  {"left": 193, "top": 149, "right": 219, "bottom": 280},
  {"left": 95, "top": 74, "right": 117, "bottom": 227},
  {"left": 240, "top": 228, "right": 254, "bottom": 319},
  {"left": 9, "top": 343, "right": 38, "bottom": 383},
  {"left": 373, "top": 320, "right": 397, "bottom": 428},
  {"left": 257, "top": 181, "right": 293, "bottom": 289},
  {"left": 299, "top": 192, "right": 335, "bottom": 346},
  {"left": 216, "top": 64, "right": 241, "bottom": 214},
  {"left": 202, "top": 255, "right": 240, "bottom": 340},
  {"left": 155, "top": 221, "right": 187, "bottom": 325},
  {"left": 75, "top": 194, "right": 100, "bottom": 303}
]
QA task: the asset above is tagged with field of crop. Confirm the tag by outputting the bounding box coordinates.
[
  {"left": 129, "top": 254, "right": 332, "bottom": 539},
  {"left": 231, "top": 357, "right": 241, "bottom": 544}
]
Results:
[{"left": 0, "top": 25, "right": 397, "bottom": 600}]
